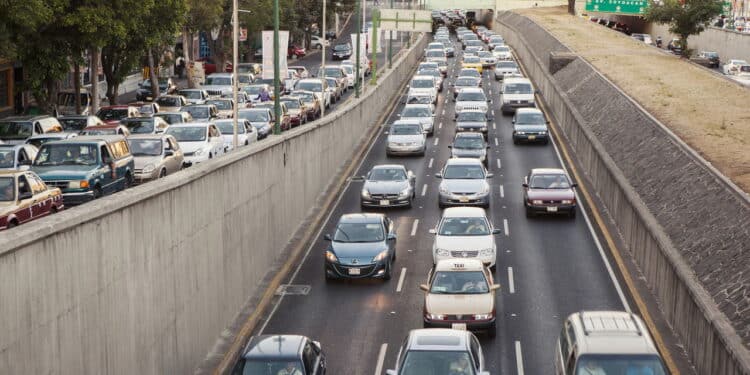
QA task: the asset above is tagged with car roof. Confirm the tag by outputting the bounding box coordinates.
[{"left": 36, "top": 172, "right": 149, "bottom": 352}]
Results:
[
  {"left": 0, "top": 115, "right": 53, "bottom": 122},
  {"left": 412, "top": 75, "right": 435, "bottom": 80},
  {"left": 457, "top": 87, "right": 484, "bottom": 94},
  {"left": 515, "top": 108, "right": 543, "bottom": 115},
  {"left": 407, "top": 329, "right": 471, "bottom": 351},
  {"left": 504, "top": 77, "right": 531, "bottom": 84},
  {"left": 445, "top": 158, "right": 483, "bottom": 166},
  {"left": 338, "top": 213, "right": 384, "bottom": 224},
  {"left": 442, "top": 206, "right": 487, "bottom": 218},
  {"left": 0, "top": 170, "right": 27, "bottom": 177},
  {"left": 392, "top": 120, "right": 422, "bottom": 126},
  {"left": 168, "top": 122, "right": 212, "bottom": 128},
  {"left": 127, "top": 134, "right": 170, "bottom": 140},
  {"left": 435, "top": 259, "right": 485, "bottom": 272},
  {"left": 531, "top": 168, "right": 565, "bottom": 175},
  {"left": 242, "top": 335, "right": 305, "bottom": 360},
  {"left": 568, "top": 311, "right": 659, "bottom": 355}
]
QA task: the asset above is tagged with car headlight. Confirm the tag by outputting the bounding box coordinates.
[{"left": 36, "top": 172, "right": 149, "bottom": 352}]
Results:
[
  {"left": 474, "top": 313, "right": 493, "bottom": 320},
  {"left": 479, "top": 248, "right": 494, "bottom": 256},
  {"left": 480, "top": 184, "right": 490, "bottom": 194},
  {"left": 361, "top": 189, "right": 370, "bottom": 198},
  {"left": 516, "top": 131, "right": 525, "bottom": 135},
  {"left": 428, "top": 313, "right": 445, "bottom": 320},
  {"left": 562, "top": 199, "right": 574, "bottom": 204},
  {"left": 539, "top": 131, "right": 547, "bottom": 135},
  {"left": 399, "top": 187, "right": 410, "bottom": 197},
  {"left": 325, "top": 250, "right": 338, "bottom": 263},
  {"left": 373, "top": 250, "right": 390, "bottom": 262},
  {"left": 142, "top": 164, "right": 156, "bottom": 174},
  {"left": 435, "top": 248, "right": 449, "bottom": 256},
  {"left": 532, "top": 200, "right": 543, "bottom": 205},
  {"left": 68, "top": 180, "right": 89, "bottom": 189},
  {"left": 439, "top": 185, "right": 449, "bottom": 194}
]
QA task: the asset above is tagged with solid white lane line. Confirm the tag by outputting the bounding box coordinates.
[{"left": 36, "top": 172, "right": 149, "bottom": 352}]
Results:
[
  {"left": 515, "top": 341, "right": 525, "bottom": 375},
  {"left": 434, "top": 138, "right": 439, "bottom": 146},
  {"left": 375, "top": 343, "right": 388, "bottom": 375},
  {"left": 503, "top": 219, "right": 509, "bottom": 236},
  {"left": 428, "top": 158, "right": 434, "bottom": 168},
  {"left": 500, "top": 184, "right": 505, "bottom": 198},
  {"left": 411, "top": 219, "right": 419, "bottom": 236},
  {"left": 508, "top": 267, "right": 516, "bottom": 294},
  {"left": 494, "top": 137, "right": 499, "bottom": 146},
  {"left": 496, "top": 158, "right": 502, "bottom": 169},
  {"left": 421, "top": 184, "right": 428, "bottom": 196},
  {"left": 396, "top": 268, "right": 407, "bottom": 292}
]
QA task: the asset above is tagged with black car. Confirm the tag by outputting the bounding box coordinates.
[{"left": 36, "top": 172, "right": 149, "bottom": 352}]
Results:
[
  {"left": 331, "top": 43, "right": 352, "bottom": 60},
  {"left": 691, "top": 51, "right": 720, "bottom": 68},
  {"left": 234, "top": 335, "right": 326, "bottom": 375},
  {"left": 135, "top": 79, "right": 176, "bottom": 101},
  {"left": 324, "top": 213, "right": 397, "bottom": 280}
]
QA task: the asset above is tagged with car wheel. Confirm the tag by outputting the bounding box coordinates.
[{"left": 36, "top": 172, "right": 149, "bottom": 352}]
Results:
[
  {"left": 487, "top": 322, "right": 497, "bottom": 338},
  {"left": 568, "top": 209, "right": 576, "bottom": 219},
  {"left": 159, "top": 169, "right": 167, "bottom": 178},
  {"left": 525, "top": 206, "right": 534, "bottom": 218},
  {"left": 124, "top": 173, "right": 134, "bottom": 188},
  {"left": 383, "top": 261, "right": 393, "bottom": 280},
  {"left": 513, "top": 139, "right": 519, "bottom": 145},
  {"left": 438, "top": 201, "right": 445, "bottom": 209},
  {"left": 406, "top": 197, "right": 413, "bottom": 209},
  {"left": 93, "top": 186, "right": 103, "bottom": 199},
  {"left": 7, "top": 220, "right": 18, "bottom": 229},
  {"left": 50, "top": 206, "right": 59, "bottom": 214}
]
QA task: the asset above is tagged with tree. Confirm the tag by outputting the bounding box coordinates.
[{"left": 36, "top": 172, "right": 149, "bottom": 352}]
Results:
[{"left": 644, "top": 0, "right": 723, "bottom": 56}]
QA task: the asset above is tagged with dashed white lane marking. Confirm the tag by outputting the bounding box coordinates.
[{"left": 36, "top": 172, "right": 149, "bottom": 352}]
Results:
[
  {"left": 493, "top": 122, "right": 496, "bottom": 129},
  {"left": 500, "top": 184, "right": 505, "bottom": 198},
  {"left": 442, "top": 109, "right": 446, "bottom": 115},
  {"left": 503, "top": 219, "right": 509, "bottom": 236},
  {"left": 494, "top": 137, "right": 499, "bottom": 146},
  {"left": 434, "top": 138, "right": 439, "bottom": 146},
  {"left": 508, "top": 267, "right": 516, "bottom": 294},
  {"left": 497, "top": 158, "right": 502, "bottom": 169},
  {"left": 492, "top": 109, "right": 495, "bottom": 116},
  {"left": 428, "top": 158, "right": 434, "bottom": 168},
  {"left": 375, "top": 343, "right": 388, "bottom": 375},
  {"left": 396, "top": 268, "right": 407, "bottom": 292},
  {"left": 421, "top": 184, "right": 428, "bottom": 196},
  {"left": 515, "top": 341, "right": 525, "bottom": 375},
  {"left": 411, "top": 219, "right": 419, "bottom": 236},
  {"left": 439, "top": 122, "right": 443, "bottom": 129}
]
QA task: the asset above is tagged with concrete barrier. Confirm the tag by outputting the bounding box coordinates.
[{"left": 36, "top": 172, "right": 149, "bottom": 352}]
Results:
[
  {"left": 645, "top": 23, "right": 750, "bottom": 63},
  {"left": 494, "top": 11, "right": 750, "bottom": 375},
  {"left": 0, "top": 34, "right": 428, "bottom": 375}
]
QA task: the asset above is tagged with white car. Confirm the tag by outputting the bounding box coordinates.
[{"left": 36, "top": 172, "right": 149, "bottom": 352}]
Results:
[
  {"left": 386, "top": 120, "right": 427, "bottom": 156},
  {"left": 310, "top": 35, "right": 329, "bottom": 49},
  {"left": 340, "top": 64, "right": 356, "bottom": 88},
  {"left": 492, "top": 45, "right": 513, "bottom": 60},
  {"left": 500, "top": 77, "right": 536, "bottom": 115},
  {"left": 164, "top": 122, "right": 226, "bottom": 165},
  {"left": 214, "top": 119, "right": 258, "bottom": 150},
  {"left": 399, "top": 104, "right": 435, "bottom": 135},
  {"left": 429, "top": 207, "right": 500, "bottom": 268},
  {"left": 722, "top": 59, "right": 749, "bottom": 75},
  {"left": 201, "top": 73, "right": 235, "bottom": 97},
  {"left": 295, "top": 78, "right": 331, "bottom": 109},
  {"left": 454, "top": 87, "right": 489, "bottom": 116},
  {"left": 408, "top": 76, "right": 438, "bottom": 104},
  {"left": 494, "top": 60, "right": 520, "bottom": 81}
]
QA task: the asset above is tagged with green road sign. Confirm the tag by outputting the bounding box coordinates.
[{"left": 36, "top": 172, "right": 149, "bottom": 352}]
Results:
[{"left": 585, "top": 0, "right": 648, "bottom": 15}]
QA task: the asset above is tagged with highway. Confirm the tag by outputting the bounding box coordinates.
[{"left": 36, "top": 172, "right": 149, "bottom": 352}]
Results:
[{"left": 242, "top": 33, "right": 628, "bottom": 374}]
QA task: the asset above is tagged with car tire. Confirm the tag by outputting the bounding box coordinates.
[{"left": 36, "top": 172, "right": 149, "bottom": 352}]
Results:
[
  {"left": 513, "top": 139, "right": 519, "bottom": 145},
  {"left": 124, "top": 173, "right": 133, "bottom": 189},
  {"left": 438, "top": 202, "right": 445, "bottom": 209},
  {"left": 568, "top": 209, "right": 576, "bottom": 219},
  {"left": 50, "top": 206, "right": 58, "bottom": 214},
  {"left": 93, "top": 186, "right": 103, "bottom": 199},
  {"left": 383, "top": 261, "right": 393, "bottom": 280},
  {"left": 525, "top": 206, "right": 534, "bottom": 218},
  {"left": 406, "top": 198, "right": 413, "bottom": 209},
  {"left": 7, "top": 220, "right": 18, "bottom": 229},
  {"left": 487, "top": 322, "right": 497, "bottom": 338},
  {"left": 159, "top": 169, "right": 167, "bottom": 178}
]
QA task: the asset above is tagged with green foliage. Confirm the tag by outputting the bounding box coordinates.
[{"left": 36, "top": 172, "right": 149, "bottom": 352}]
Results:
[{"left": 645, "top": 0, "right": 723, "bottom": 54}]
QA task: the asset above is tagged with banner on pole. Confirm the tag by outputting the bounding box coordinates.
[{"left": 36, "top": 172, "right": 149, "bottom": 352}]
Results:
[
  {"left": 379, "top": 9, "right": 432, "bottom": 32},
  {"left": 262, "top": 30, "right": 289, "bottom": 80},
  {"left": 351, "top": 33, "right": 369, "bottom": 63}
]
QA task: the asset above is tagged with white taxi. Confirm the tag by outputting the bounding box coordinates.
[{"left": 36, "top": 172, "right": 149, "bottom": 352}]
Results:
[{"left": 420, "top": 259, "right": 499, "bottom": 337}]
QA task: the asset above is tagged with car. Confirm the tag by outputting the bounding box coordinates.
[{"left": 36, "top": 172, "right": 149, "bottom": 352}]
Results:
[
  {"left": 201, "top": 73, "right": 235, "bottom": 97},
  {"left": 324, "top": 77, "right": 343, "bottom": 104},
  {"left": 425, "top": 49, "right": 448, "bottom": 66},
  {"left": 254, "top": 102, "right": 292, "bottom": 131},
  {"left": 154, "top": 111, "right": 193, "bottom": 125},
  {"left": 429, "top": 207, "right": 500, "bottom": 268},
  {"left": 436, "top": 158, "right": 492, "bottom": 208},
  {"left": 291, "top": 90, "right": 322, "bottom": 121},
  {"left": 441, "top": 41, "right": 456, "bottom": 57},
  {"left": 331, "top": 42, "right": 353, "bottom": 60},
  {"left": 476, "top": 51, "right": 497, "bottom": 68},
  {"left": 451, "top": 76, "right": 481, "bottom": 99},
  {"left": 178, "top": 89, "right": 210, "bottom": 105},
  {"left": 93, "top": 106, "right": 139, "bottom": 126},
  {"left": 323, "top": 213, "right": 397, "bottom": 280},
  {"left": 225, "top": 91, "right": 253, "bottom": 109},
  {"left": 339, "top": 64, "right": 356, "bottom": 88},
  {"left": 243, "top": 84, "right": 272, "bottom": 104},
  {"left": 408, "top": 76, "right": 438, "bottom": 104},
  {"left": 319, "top": 65, "right": 348, "bottom": 93},
  {"left": 420, "top": 259, "right": 500, "bottom": 335},
  {"left": 463, "top": 46, "right": 483, "bottom": 56},
  {"left": 155, "top": 95, "right": 188, "bottom": 112},
  {"left": 454, "top": 110, "right": 491, "bottom": 135},
  {"left": 456, "top": 68, "right": 481, "bottom": 80},
  {"left": 667, "top": 38, "right": 683, "bottom": 55},
  {"left": 386, "top": 121, "right": 427, "bottom": 157},
  {"left": 399, "top": 104, "right": 435, "bottom": 135},
  {"left": 164, "top": 122, "right": 226, "bottom": 165},
  {"left": 523, "top": 168, "right": 577, "bottom": 217},
  {"left": 310, "top": 35, "right": 330, "bottom": 49},
  {"left": 385, "top": 329, "right": 490, "bottom": 375},
  {"left": 426, "top": 42, "right": 445, "bottom": 53},
  {"left": 554, "top": 311, "right": 668, "bottom": 375},
  {"left": 128, "top": 101, "right": 160, "bottom": 117},
  {"left": 235, "top": 335, "right": 326, "bottom": 375},
  {"left": 488, "top": 36, "right": 505, "bottom": 50},
  {"left": 280, "top": 96, "right": 311, "bottom": 127},
  {"left": 288, "top": 65, "right": 310, "bottom": 79},
  {"left": 691, "top": 51, "right": 720, "bottom": 68},
  {"left": 235, "top": 63, "right": 262, "bottom": 75},
  {"left": 722, "top": 59, "right": 749, "bottom": 75},
  {"left": 119, "top": 116, "right": 170, "bottom": 135},
  {"left": 127, "top": 134, "right": 184, "bottom": 182},
  {"left": 31, "top": 136, "right": 135, "bottom": 205},
  {"left": 449, "top": 132, "right": 488, "bottom": 165},
  {"left": 283, "top": 70, "right": 301, "bottom": 94},
  {"left": 25, "top": 133, "right": 78, "bottom": 149},
  {"left": 295, "top": 79, "right": 331, "bottom": 109},
  {"left": 0, "top": 144, "right": 38, "bottom": 171},
  {"left": 512, "top": 108, "right": 549, "bottom": 144},
  {"left": 500, "top": 77, "right": 536, "bottom": 114},
  {"left": 359, "top": 164, "right": 416, "bottom": 208},
  {"left": 238, "top": 108, "right": 274, "bottom": 139},
  {"left": 494, "top": 60, "right": 519, "bottom": 81},
  {"left": 135, "top": 78, "right": 177, "bottom": 101},
  {"left": 492, "top": 45, "right": 513, "bottom": 60},
  {"left": 630, "top": 33, "right": 654, "bottom": 45},
  {"left": 416, "top": 68, "right": 444, "bottom": 92},
  {"left": 180, "top": 104, "right": 218, "bottom": 122},
  {"left": 287, "top": 44, "right": 306, "bottom": 59},
  {"left": 80, "top": 124, "right": 131, "bottom": 136},
  {"left": 0, "top": 170, "right": 64, "bottom": 230},
  {"left": 205, "top": 98, "right": 235, "bottom": 119},
  {"left": 236, "top": 72, "right": 255, "bottom": 87},
  {"left": 454, "top": 88, "right": 489, "bottom": 116},
  {"left": 57, "top": 115, "right": 105, "bottom": 132},
  {"left": 214, "top": 119, "right": 258, "bottom": 149}
]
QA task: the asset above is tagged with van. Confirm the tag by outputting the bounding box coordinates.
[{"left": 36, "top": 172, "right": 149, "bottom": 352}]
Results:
[
  {"left": 554, "top": 311, "right": 668, "bottom": 375},
  {"left": 56, "top": 89, "right": 92, "bottom": 115},
  {"left": 0, "top": 116, "right": 64, "bottom": 145},
  {"left": 31, "top": 135, "right": 135, "bottom": 205}
]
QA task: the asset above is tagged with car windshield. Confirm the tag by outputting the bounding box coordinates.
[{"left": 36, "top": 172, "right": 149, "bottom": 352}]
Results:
[
  {"left": 457, "top": 112, "right": 485, "bottom": 122},
  {"left": 402, "top": 107, "right": 431, "bottom": 117},
  {"left": 34, "top": 144, "right": 99, "bottom": 166},
  {"left": 407, "top": 96, "right": 432, "bottom": 104},
  {"left": 206, "top": 76, "right": 232, "bottom": 85},
  {"left": 0, "top": 176, "right": 14, "bottom": 201},
  {"left": 325, "top": 78, "right": 338, "bottom": 88},
  {"left": 464, "top": 56, "right": 480, "bottom": 63},
  {"left": 459, "top": 70, "right": 480, "bottom": 78},
  {"left": 342, "top": 65, "right": 354, "bottom": 74},
  {"left": 443, "top": 164, "right": 485, "bottom": 179},
  {"left": 504, "top": 83, "right": 532, "bottom": 94},
  {"left": 490, "top": 37, "right": 504, "bottom": 43},
  {"left": 515, "top": 112, "right": 545, "bottom": 125},
  {"left": 333, "top": 222, "right": 384, "bottom": 242},
  {"left": 426, "top": 50, "right": 444, "bottom": 57},
  {"left": 239, "top": 111, "right": 269, "bottom": 122},
  {"left": 420, "top": 63, "right": 439, "bottom": 70},
  {"left": 96, "top": 108, "right": 128, "bottom": 121},
  {"left": 215, "top": 121, "right": 246, "bottom": 134},
  {"left": 296, "top": 81, "right": 322, "bottom": 91},
  {"left": 530, "top": 174, "right": 571, "bottom": 189},
  {"left": 370, "top": 167, "right": 407, "bottom": 181},
  {"left": 156, "top": 97, "right": 181, "bottom": 107},
  {"left": 401, "top": 351, "right": 477, "bottom": 375},
  {"left": 165, "top": 126, "right": 206, "bottom": 142},
  {"left": 478, "top": 51, "right": 492, "bottom": 58},
  {"left": 333, "top": 44, "right": 350, "bottom": 51},
  {"left": 575, "top": 355, "right": 667, "bottom": 375},
  {"left": 438, "top": 216, "right": 490, "bottom": 236},
  {"left": 496, "top": 61, "right": 517, "bottom": 69},
  {"left": 182, "top": 107, "right": 210, "bottom": 119},
  {"left": 419, "top": 69, "right": 440, "bottom": 77},
  {"left": 26, "top": 137, "right": 63, "bottom": 148},
  {"left": 128, "top": 139, "right": 163, "bottom": 156},
  {"left": 58, "top": 118, "right": 88, "bottom": 131},
  {"left": 323, "top": 67, "right": 343, "bottom": 77},
  {"left": 244, "top": 86, "right": 264, "bottom": 95},
  {"left": 703, "top": 52, "right": 718, "bottom": 57},
  {"left": 0, "top": 148, "right": 16, "bottom": 168},
  {"left": 431, "top": 270, "right": 489, "bottom": 294},
  {"left": 411, "top": 79, "right": 434, "bottom": 88},
  {"left": 180, "top": 90, "right": 203, "bottom": 99},
  {"left": 238, "top": 75, "right": 252, "bottom": 84},
  {"left": 457, "top": 91, "right": 486, "bottom": 101},
  {"left": 392, "top": 123, "right": 423, "bottom": 135},
  {"left": 155, "top": 114, "right": 183, "bottom": 124},
  {"left": 207, "top": 100, "right": 232, "bottom": 110},
  {"left": 123, "top": 120, "right": 155, "bottom": 134},
  {"left": 454, "top": 136, "right": 485, "bottom": 149},
  {"left": 455, "top": 78, "right": 479, "bottom": 87},
  {"left": 241, "top": 360, "right": 305, "bottom": 375},
  {"left": 495, "top": 46, "right": 510, "bottom": 52},
  {"left": 281, "top": 100, "right": 301, "bottom": 109}
]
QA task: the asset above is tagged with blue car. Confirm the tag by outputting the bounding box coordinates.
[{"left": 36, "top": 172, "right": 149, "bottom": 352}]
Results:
[{"left": 324, "top": 213, "right": 397, "bottom": 280}]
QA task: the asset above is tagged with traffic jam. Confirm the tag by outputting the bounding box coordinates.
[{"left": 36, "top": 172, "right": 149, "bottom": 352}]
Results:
[{"left": 235, "top": 15, "right": 670, "bottom": 375}]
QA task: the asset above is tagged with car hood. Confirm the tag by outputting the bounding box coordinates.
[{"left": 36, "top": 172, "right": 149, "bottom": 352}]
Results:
[
  {"left": 364, "top": 180, "right": 409, "bottom": 194},
  {"left": 134, "top": 156, "right": 163, "bottom": 169},
  {"left": 32, "top": 165, "right": 95, "bottom": 180},
  {"left": 456, "top": 121, "right": 486, "bottom": 128},
  {"left": 201, "top": 85, "right": 231, "bottom": 92},
  {"left": 451, "top": 148, "right": 486, "bottom": 158},
  {"left": 400, "top": 116, "right": 433, "bottom": 125},
  {"left": 434, "top": 234, "right": 494, "bottom": 251},
  {"left": 250, "top": 121, "right": 271, "bottom": 129},
  {"left": 409, "top": 88, "right": 435, "bottom": 96},
  {"left": 527, "top": 188, "right": 575, "bottom": 200},
  {"left": 387, "top": 134, "right": 424, "bottom": 144},
  {"left": 440, "top": 179, "right": 487, "bottom": 194},
  {"left": 179, "top": 141, "right": 210, "bottom": 153},
  {"left": 160, "top": 106, "right": 182, "bottom": 112},
  {"left": 456, "top": 100, "right": 488, "bottom": 109},
  {"left": 426, "top": 293, "right": 494, "bottom": 315},
  {"left": 514, "top": 125, "right": 547, "bottom": 132},
  {"left": 330, "top": 241, "right": 388, "bottom": 264},
  {"left": 502, "top": 93, "right": 534, "bottom": 102}
]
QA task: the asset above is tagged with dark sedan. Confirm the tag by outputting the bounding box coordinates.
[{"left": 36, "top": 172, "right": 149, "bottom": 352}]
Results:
[
  {"left": 331, "top": 43, "right": 352, "bottom": 60},
  {"left": 135, "top": 79, "right": 177, "bottom": 101},
  {"left": 324, "top": 213, "right": 397, "bottom": 280},
  {"left": 235, "top": 335, "right": 326, "bottom": 375},
  {"left": 360, "top": 165, "right": 416, "bottom": 208},
  {"left": 523, "top": 168, "right": 577, "bottom": 218}
]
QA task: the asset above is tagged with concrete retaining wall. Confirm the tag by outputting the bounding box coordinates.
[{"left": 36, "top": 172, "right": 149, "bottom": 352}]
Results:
[
  {"left": 495, "top": 11, "right": 750, "bottom": 375},
  {"left": 0, "top": 35, "right": 428, "bottom": 375},
  {"left": 645, "top": 22, "right": 750, "bottom": 63}
]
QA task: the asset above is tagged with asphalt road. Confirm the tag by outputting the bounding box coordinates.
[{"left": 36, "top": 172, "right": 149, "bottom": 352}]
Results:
[{"left": 245, "top": 33, "right": 628, "bottom": 374}]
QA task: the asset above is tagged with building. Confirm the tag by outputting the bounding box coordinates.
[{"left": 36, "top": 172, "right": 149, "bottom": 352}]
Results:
[{"left": 0, "top": 57, "right": 16, "bottom": 118}]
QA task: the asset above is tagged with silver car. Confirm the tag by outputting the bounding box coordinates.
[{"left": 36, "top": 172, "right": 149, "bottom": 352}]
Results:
[
  {"left": 436, "top": 158, "right": 493, "bottom": 208},
  {"left": 128, "top": 134, "right": 184, "bottom": 182},
  {"left": 360, "top": 164, "right": 416, "bottom": 208},
  {"left": 452, "top": 76, "right": 482, "bottom": 98},
  {"left": 386, "top": 121, "right": 427, "bottom": 156},
  {"left": 450, "top": 132, "right": 489, "bottom": 166},
  {"left": 399, "top": 104, "right": 435, "bottom": 135},
  {"left": 494, "top": 60, "right": 520, "bottom": 81},
  {"left": 455, "top": 110, "right": 491, "bottom": 135}
]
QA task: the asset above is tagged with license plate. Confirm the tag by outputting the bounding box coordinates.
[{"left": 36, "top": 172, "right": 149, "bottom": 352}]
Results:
[
  {"left": 459, "top": 197, "right": 469, "bottom": 203},
  {"left": 379, "top": 200, "right": 390, "bottom": 206},
  {"left": 547, "top": 206, "right": 558, "bottom": 212},
  {"left": 348, "top": 268, "right": 361, "bottom": 275},
  {"left": 528, "top": 135, "right": 536, "bottom": 140},
  {"left": 451, "top": 323, "right": 467, "bottom": 330}
]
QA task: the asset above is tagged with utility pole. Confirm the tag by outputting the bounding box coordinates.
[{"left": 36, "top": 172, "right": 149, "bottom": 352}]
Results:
[
  {"left": 355, "top": 0, "right": 361, "bottom": 98},
  {"left": 321, "top": 0, "right": 327, "bottom": 118},
  {"left": 232, "top": 0, "right": 239, "bottom": 149},
  {"left": 388, "top": 0, "right": 394, "bottom": 69},
  {"left": 370, "top": 9, "right": 378, "bottom": 85},
  {"left": 273, "top": 0, "right": 281, "bottom": 134}
]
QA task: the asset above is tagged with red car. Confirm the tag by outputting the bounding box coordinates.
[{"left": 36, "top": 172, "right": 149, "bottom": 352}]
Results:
[
  {"left": 287, "top": 45, "right": 306, "bottom": 59},
  {"left": 522, "top": 168, "right": 577, "bottom": 218},
  {"left": 196, "top": 58, "right": 233, "bottom": 74},
  {"left": 0, "top": 170, "right": 64, "bottom": 230}
]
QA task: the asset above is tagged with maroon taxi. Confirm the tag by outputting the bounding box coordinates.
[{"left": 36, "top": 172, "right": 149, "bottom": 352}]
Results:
[
  {"left": 522, "top": 168, "right": 577, "bottom": 218},
  {"left": 0, "top": 170, "right": 64, "bottom": 230}
]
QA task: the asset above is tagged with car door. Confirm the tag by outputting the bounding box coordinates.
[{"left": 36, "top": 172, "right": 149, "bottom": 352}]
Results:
[
  {"left": 26, "top": 172, "right": 49, "bottom": 218},
  {"left": 164, "top": 137, "right": 181, "bottom": 173},
  {"left": 15, "top": 175, "right": 34, "bottom": 223},
  {"left": 209, "top": 125, "right": 224, "bottom": 155},
  {"left": 99, "top": 144, "right": 117, "bottom": 193}
]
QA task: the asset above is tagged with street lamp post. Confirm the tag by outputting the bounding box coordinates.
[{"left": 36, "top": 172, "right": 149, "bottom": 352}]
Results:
[
  {"left": 321, "top": 0, "right": 327, "bottom": 118},
  {"left": 232, "top": 0, "right": 239, "bottom": 149},
  {"left": 273, "top": 0, "right": 281, "bottom": 134},
  {"left": 355, "top": 0, "right": 361, "bottom": 98}
]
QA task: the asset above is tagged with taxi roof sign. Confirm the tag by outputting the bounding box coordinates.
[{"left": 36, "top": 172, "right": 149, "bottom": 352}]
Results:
[{"left": 435, "top": 259, "right": 484, "bottom": 271}]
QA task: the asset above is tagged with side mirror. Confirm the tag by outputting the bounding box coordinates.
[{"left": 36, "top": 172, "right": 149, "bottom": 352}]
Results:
[
  {"left": 571, "top": 183, "right": 578, "bottom": 188},
  {"left": 428, "top": 228, "right": 437, "bottom": 234},
  {"left": 492, "top": 228, "right": 502, "bottom": 234},
  {"left": 164, "top": 149, "right": 175, "bottom": 157},
  {"left": 490, "top": 284, "right": 501, "bottom": 291},
  {"left": 323, "top": 234, "right": 332, "bottom": 241},
  {"left": 419, "top": 284, "right": 430, "bottom": 292},
  {"left": 522, "top": 183, "right": 528, "bottom": 187},
  {"left": 435, "top": 173, "right": 442, "bottom": 179},
  {"left": 19, "top": 191, "right": 33, "bottom": 200},
  {"left": 546, "top": 120, "right": 551, "bottom": 124},
  {"left": 486, "top": 173, "right": 494, "bottom": 178},
  {"left": 447, "top": 145, "right": 453, "bottom": 148},
  {"left": 387, "top": 233, "right": 397, "bottom": 241}
]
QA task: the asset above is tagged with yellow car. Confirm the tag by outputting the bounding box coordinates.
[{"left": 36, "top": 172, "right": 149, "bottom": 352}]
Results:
[{"left": 462, "top": 56, "right": 483, "bottom": 74}]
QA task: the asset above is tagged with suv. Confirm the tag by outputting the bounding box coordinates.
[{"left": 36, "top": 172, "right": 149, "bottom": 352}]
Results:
[
  {"left": 0, "top": 116, "right": 64, "bottom": 145},
  {"left": 31, "top": 135, "right": 135, "bottom": 205},
  {"left": 234, "top": 335, "right": 326, "bottom": 375},
  {"left": 386, "top": 329, "right": 489, "bottom": 375},
  {"left": 202, "top": 73, "right": 235, "bottom": 97},
  {"left": 555, "top": 311, "right": 668, "bottom": 375},
  {"left": 500, "top": 77, "right": 536, "bottom": 114},
  {"left": 455, "top": 88, "right": 489, "bottom": 117}
]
